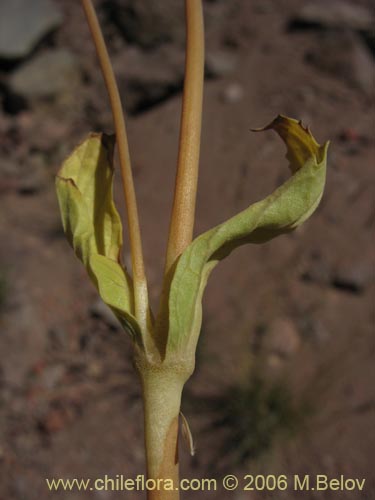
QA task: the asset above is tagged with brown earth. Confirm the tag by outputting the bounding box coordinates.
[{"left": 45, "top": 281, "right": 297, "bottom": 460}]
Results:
[{"left": 0, "top": 0, "right": 374, "bottom": 499}]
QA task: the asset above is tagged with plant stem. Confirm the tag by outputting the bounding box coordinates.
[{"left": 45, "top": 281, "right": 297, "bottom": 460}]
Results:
[
  {"left": 137, "top": 360, "right": 190, "bottom": 500},
  {"left": 81, "top": 0, "right": 149, "bottom": 331},
  {"left": 164, "top": 0, "right": 205, "bottom": 275}
]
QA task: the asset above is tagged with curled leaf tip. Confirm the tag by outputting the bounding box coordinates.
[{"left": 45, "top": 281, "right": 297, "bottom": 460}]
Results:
[{"left": 251, "top": 115, "right": 327, "bottom": 173}]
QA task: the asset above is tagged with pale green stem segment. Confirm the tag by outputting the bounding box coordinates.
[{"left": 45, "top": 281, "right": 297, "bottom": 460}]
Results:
[
  {"left": 81, "top": 0, "right": 149, "bottom": 331},
  {"left": 164, "top": 0, "right": 205, "bottom": 275},
  {"left": 136, "top": 353, "right": 193, "bottom": 500}
]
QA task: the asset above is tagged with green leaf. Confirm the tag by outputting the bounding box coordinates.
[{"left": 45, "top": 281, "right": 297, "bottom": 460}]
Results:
[
  {"left": 165, "top": 116, "right": 329, "bottom": 358},
  {"left": 56, "top": 133, "right": 140, "bottom": 341}
]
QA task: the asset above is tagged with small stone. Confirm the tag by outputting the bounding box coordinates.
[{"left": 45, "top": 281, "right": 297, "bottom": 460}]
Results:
[
  {"left": 206, "top": 50, "right": 238, "bottom": 78},
  {"left": 9, "top": 50, "right": 80, "bottom": 100},
  {"left": 48, "top": 327, "right": 68, "bottom": 350},
  {"left": 113, "top": 45, "right": 185, "bottom": 114},
  {"left": 86, "top": 362, "right": 104, "bottom": 379},
  {"left": 290, "top": 1, "right": 373, "bottom": 32},
  {"left": 39, "top": 364, "right": 65, "bottom": 390},
  {"left": 106, "top": 0, "right": 184, "bottom": 49},
  {"left": 90, "top": 299, "right": 121, "bottom": 330},
  {"left": 12, "top": 474, "right": 34, "bottom": 500},
  {"left": 301, "top": 253, "right": 332, "bottom": 285},
  {"left": 339, "top": 128, "right": 361, "bottom": 143},
  {"left": 0, "top": 0, "right": 62, "bottom": 60},
  {"left": 20, "top": 115, "right": 69, "bottom": 152},
  {"left": 299, "top": 317, "right": 331, "bottom": 345},
  {"left": 264, "top": 318, "right": 301, "bottom": 358},
  {"left": 266, "top": 353, "right": 285, "bottom": 372},
  {"left": 16, "top": 154, "right": 48, "bottom": 195},
  {"left": 39, "top": 407, "right": 66, "bottom": 434},
  {"left": 221, "top": 83, "right": 245, "bottom": 104},
  {"left": 305, "top": 30, "right": 374, "bottom": 96},
  {"left": 332, "top": 261, "right": 372, "bottom": 293}
]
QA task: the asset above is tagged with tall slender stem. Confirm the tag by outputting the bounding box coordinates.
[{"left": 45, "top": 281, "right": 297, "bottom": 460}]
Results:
[
  {"left": 164, "top": 0, "right": 205, "bottom": 275},
  {"left": 81, "top": 0, "right": 148, "bottom": 330}
]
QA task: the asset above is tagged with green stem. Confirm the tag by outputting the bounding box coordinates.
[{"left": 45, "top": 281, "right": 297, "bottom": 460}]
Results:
[{"left": 137, "top": 360, "right": 190, "bottom": 500}]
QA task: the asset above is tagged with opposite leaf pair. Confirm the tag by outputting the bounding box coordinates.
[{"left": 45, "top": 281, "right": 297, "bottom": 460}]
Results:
[{"left": 56, "top": 115, "right": 328, "bottom": 362}]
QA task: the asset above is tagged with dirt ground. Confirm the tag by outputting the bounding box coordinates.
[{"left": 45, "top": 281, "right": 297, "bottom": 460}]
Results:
[{"left": 0, "top": 0, "right": 374, "bottom": 499}]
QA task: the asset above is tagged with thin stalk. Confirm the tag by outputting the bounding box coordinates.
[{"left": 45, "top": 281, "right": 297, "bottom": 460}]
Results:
[
  {"left": 81, "top": 0, "right": 148, "bottom": 330},
  {"left": 164, "top": 0, "right": 205, "bottom": 275}
]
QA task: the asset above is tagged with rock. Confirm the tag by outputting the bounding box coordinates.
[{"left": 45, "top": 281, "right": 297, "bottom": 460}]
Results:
[
  {"left": 105, "top": 0, "right": 184, "bottom": 49},
  {"left": 12, "top": 474, "right": 35, "bottom": 500},
  {"left": 17, "top": 154, "right": 48, "bottom": 195},
  {"left": 299, "top": 317, "right": 331, "bottom": 345},
  {"left": 86, "top": 361, "right": 104, "bottom": 379},
  {"left": 38, "top": 407, "right": 67, "bottom": 434},
  {"left": 339, "top": 128, "right": 361, "bottom": 144},
  {"left": 90, "top": 299, "right": 121, "bottom": 330},
  {"left": 331, "top": 260, "right": 372, "bottom": 293},
  {"left": 221, "top": 83, "right": 244, "bottom": 104},
  {"left": 290, "top": 1, "right": 373, "bottom": 33},
  {"left": 266, "top": 353, "right": 285, "bottom": 372},
  {"left": 48, "top": 327, "right": 68, "bottom": 350},
  {"left": 19, "top": 113, "right": 70, "bottom": 152},
  {"left": 8, "top": 50, "right": 80, "bottom": 100},
  {"left": 206, "top": 50, "right": 238, "bottom": 78},
  {"left": 113, "top": 45, "right": 184, "bottom": 114},
  {"left": 0, "top": 0, "right": 62, "bottom": 60},
  {"left": 305, "top": 30, "right": 375, "bottom": 96},
  {"left": 301, "top": 252, "right": 332, "bottom": 285},
  {"left": 264, "top": 318, "right": 301, "bottom": 358},
  {"left": 39, "top": 364, "right": 65, "bottom": 390},
  {"left": 0, "top": 153, "right": 47, "bottom": 195}
]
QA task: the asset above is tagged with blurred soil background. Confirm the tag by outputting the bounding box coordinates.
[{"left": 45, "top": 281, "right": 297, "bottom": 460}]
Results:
[{"left": 0, "top": 0, "right": 374, "bottom": 499}]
